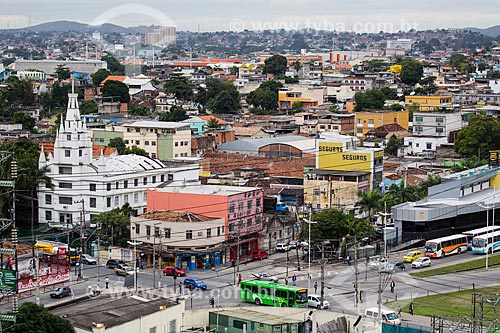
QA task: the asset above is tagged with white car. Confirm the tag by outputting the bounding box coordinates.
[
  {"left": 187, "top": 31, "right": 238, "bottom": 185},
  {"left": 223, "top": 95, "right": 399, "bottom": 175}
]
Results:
[
  {"left": 252, "top": 272, "right": 279, "bottom": 282},
  {"left": 81, "top": 254, "right": 97, "bottom": 265},
  {"left": 368, "top": 258, "right": 389, "bottom": 270},
  {"left": 276, "top": 243, "right": 290, "bottom": 252},
  {"left": 308, "top": 294, "right": 330, "bottom": 309},
  {"left": 411, "top": 257, "right": 431, "bottom": 269}
]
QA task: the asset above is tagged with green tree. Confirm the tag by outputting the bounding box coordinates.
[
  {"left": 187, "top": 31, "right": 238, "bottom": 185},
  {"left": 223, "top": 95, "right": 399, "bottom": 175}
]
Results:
[
  {"left": 164, "top": 74, "right": 193, "bottom": 102},
  {"left": 102, "top": 55, "right": 125, "bottom": 74},
  {"left": 102, "top": 80, "right": 130, "bottom": 103},
  {"left": 79, "top": 100, "right": 98, "bottom": 115},
  {"left": 385, "top": 134, "right": 400, "bottom": 156},
  {"left": 354, "top": 88, "right": 386, "bottom": 111},
  {"left": 5, "top": 76, "right": 36, "bottom": 107},
  {"left": 400, "top": 59, "right": 423, "bottom": 86},
  {"left": 383, "top": 181, "right": 420, "bottom": 209},
  {"left": 160, "top": 105, "right": 189, "bottom": 122},
  {"left": 206, "top": 117, "right": 221, "bottom": 130},
  {"left": 94, "top": 205, "right": 132, "bottom": 247},
  {"left": 357, "top": 189, "right": 383, "bottom": 218},
  {"left": 454, "top": 115, "right": 500, "bottom": 159},
  {"left": 124, "top": 145, "right": 149, "bottom": 156},
  {"left": 263, "top": 54, "right": 287, "bottom": 77},
  {"left": 291, "top": 101, "right": 303, "bottom": 113},
  {"left": 55, "top": 65, "right": 71, "bottom": 80},
  {"left": 7, "top": 302, "right": 75, "bottom": 333},
  {"left": 13, "top": 112, "right": 35, "bottom": 130},
  {"left": 208, "top": 90, "right": 240, "bottom": 114},
  {"left": 246, "top": 80, "right": 283, "bottom": 112},
  {"left": 284, "top": 76, "right": 299, "bottom": 84},
  {"left": 129, "top": 104, "right": 150, "bottom": 116},
  {"left": 416, "top": 175, "right": 441, "bottom": 198},
  {"left": 108, "top": 137, "right": 126, "bottom": 154},
  {"left": 92, "top": 68, "right": 111, "bottom": 87}
]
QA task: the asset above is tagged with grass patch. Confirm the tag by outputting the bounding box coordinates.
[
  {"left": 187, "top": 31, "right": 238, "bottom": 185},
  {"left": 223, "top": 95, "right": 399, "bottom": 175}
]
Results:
[
  {"left": 410, "top": 253, "right": 500, "bottom": 278},
  {"left": 386, "top": 286, "right": 500, "bottom": 320}
]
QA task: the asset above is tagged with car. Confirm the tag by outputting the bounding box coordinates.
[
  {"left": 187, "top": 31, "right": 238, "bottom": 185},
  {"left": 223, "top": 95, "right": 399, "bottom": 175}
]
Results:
[
  {"left": 106, "top": 259, "right": 126, "bottom": 269},
  {"left": 364, "top": 307, "right": 401, "bottom": 325},
  {"left": 276, "top": 243, "right": 290, "bottom": 252},
  {"left": 183, "top": 278, "right": 207, "bottom": 290},
  {"left": 368, "top": 258, "right": 389, "bottom": 270},
  {"left": 163, "top": 266, "right": 186, "bottom": 277},
  {"left": 251, "top": 250, "right": 269, "bottom": 260},
  {"left": 50, "top": 286, "right": 72, "bottom": 298},
  {"left": 81, "top": 254, "right": 97, "bottom": 265},
  {"left": 252, "top": 272, "right": 279, "bottom": 282},
  {"left": 308, "top": 294, "right": 330, "bottom": 309},
  {"left": 402, "top": 250, "right": 423, "bottom": 263},
  {"left": 412, "top": 257, "right": 431, "bottom": 269},
  {"left": 288, "top": 240, "right": 299, "bottom": 249},
  {"left": 115, "top": 264, "right": 135, "bottom": 276}
]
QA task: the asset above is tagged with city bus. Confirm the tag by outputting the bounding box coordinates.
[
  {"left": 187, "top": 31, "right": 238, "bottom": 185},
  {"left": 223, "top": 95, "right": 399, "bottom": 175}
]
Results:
[
  {"left": 239, "top": 280, "right": 308, "bottom": 307},
  {"left": 463, "top": 226, "right": 500, "bottom": 250},
  {"left": 471, "top": 230, "right": 500, "bottom": 254},
  {"left": 424, "top": 234, "right": 468, "bottom": 258}
]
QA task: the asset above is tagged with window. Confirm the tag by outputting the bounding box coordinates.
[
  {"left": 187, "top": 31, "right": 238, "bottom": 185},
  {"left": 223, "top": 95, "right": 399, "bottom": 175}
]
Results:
[
  {"left": 59, "top": 196, "right": 72, "bottom": 205},
  {"left": 124, "top": 180, "right": 128, "bottom": 189},
  {"left": 436, "top": 117, "right": 444, "bottom": 123},
  {"left": 229, "top": 204, "right": 235, "bottom": 214},
  {"left": 134, "top": 179, "right": 139, "bottom": 187},
  {"left": 145, "top": 141, "right": 149, "bottom": 146},
  {"left": 149, "top": 327, "right": 156, "bottom": 333},
  {"left": 247, "top": 200, "right": 252, "bottom": 210},
  {"left": 45, "top": 194, "right": 52, "bottom": 205},
  {"left": 168, "top": 174, "right": 174, "bottom": 181},
  {"left": 152, "top": 141, "right": 156, "bottom": 146},
  {"left": 238, "top": 220, "right": 243, "bottom": 229},
  {"left": 114, "top": 196, "right": 119, "bottom": 207},
  {"left": 59, "top": 182, "right": 72, "bottom": 189},
  {"left": 135, "top": 140, "right": 140, "bottom": 145},
  {"left": 238, "top": 202, "right": 243, "bottom": 212},
  {"left": 368, "top": 119, "right": 374, "bottom": 125},
  {"left": 151, "top": 153, "right": 157, "bottom": 159},
  {"left": 394, "top": 117, "right": 397, "bottom": 123},
  {"left": 154, "top": 226, "right": 160, "bottom": 237},
  {"left": 436, "top": 127, "right": 444, "bottom": 134},
  {"left": 186, "top": 230, "right": 193, "bottom": 239},
  {"left": 106, "top": 198, "right": 111, "bottom": 207},
  {"left": 89, "top": 183, "right": 96, "bottom": 191},
  {"left": 415, "top": 116, "right": 423, "bottom": 122},
  {"left": 65, "top": 150, "right": 70, "bottom": 157},
  {"left": 135, "top": 224, "right": 140, "bottom": 234},
  {"left": 207, "top": 228, "right": 211, "bottom": 238},
  {"left": 45, "top": 210, "right": 52, "bottom": 221},
  {"left": 217, "top": 226, "right": 221, "bottom": 236},
  {"left": 124, "top": 194, "right": 129, "bottom": 203},
  {"left": 184, "top": 141, "right": 189, "bottom": 146},
  {"left": 228, "top": 224, "right": 234, "bottom": 232},
  {"left": 358, "top": 118, "right": 362, "bottom": 124},
  {"left": 143, "top": 192, "right": 147, "bottom": 202},
  {"left": 66, "top": 134, "right": 71, "bottom": 141},
  {"left": 161, "top": 175, "right": 165, "bottom": 182},
  {"left": 90, "top": 198, "right": 96, "bottom": 208},
  {"left": 357, "top": 128, "right": 363, "bottom": 134},
  {"left": 169, "top": 320, "right": 176, "bottom": 333},
  {"left": 175, "top": 142, "right": 179, "bottom": 147},
  {"left": 164, "top": 228, "right": 171, "bottom": 239},
  {"left": 255, "top": 216, "right": 262, "bottom": 224},
  {"left": 415, "top": 126, "right": 423, "bottom": 132},
  {"left": 256, "top": 198, "right": 261, "bottom": 207},
  {"left": 124, "top": 140, "right": 129, "bottom": 144},
  {"left": 146, "top": 225, "right": 151, "bottom": 236},
  {"left": 247, "top": 219, "right": 252, "bottom": 227},
  {"left": 134, "top": 193, "right": 139, "bottom": 204},
  {"left": 59, "top": 167, "right": 72, "bottom": 174},
  {"left": 426, "top": 143, "right": 432, "bottom": 150},
  {"left": 152, "top": 176, "right": 156, "bottom": 183},
  {"left": 143, "top": 177, "right": 147, "bottom": 185},
  {"left": 106, "top": 183, "right": 111, "bottom": 191}
]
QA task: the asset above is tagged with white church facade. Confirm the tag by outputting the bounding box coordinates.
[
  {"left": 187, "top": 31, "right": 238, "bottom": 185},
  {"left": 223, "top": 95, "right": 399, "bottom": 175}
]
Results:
[{"left": 38, "top": 89, "right": 199, "bottom": 229}]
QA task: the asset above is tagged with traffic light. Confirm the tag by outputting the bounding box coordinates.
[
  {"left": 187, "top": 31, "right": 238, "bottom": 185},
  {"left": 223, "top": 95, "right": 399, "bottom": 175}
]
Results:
[{"left": 209, "top": 297, "right": 215, "bottom": 307}]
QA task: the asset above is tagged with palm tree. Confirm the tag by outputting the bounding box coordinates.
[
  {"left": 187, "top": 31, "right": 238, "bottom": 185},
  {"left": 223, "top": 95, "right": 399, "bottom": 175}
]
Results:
[
  {"left": 383, "top": 180, "right": 420, "bottom": 211},
  {"left": 206, "top": 117, "right": 220, "bottom": 130},
  {"left": 357, "top": 189, "right": 383, "bottom": 218}
]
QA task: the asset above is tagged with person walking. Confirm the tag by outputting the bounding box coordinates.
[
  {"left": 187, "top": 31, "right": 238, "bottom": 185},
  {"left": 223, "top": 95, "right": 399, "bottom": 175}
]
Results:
[
  {"left": 238, "top": 273, "right": 242, "bottom": 285},
  {"left": 409, "top": 302, "right": 415, "bottom": 316},
  {"left": 285, "top": 278, "right": 288, "bottom": 285},
  {"left": 390, "top": 280, "right": 395, "bottom": 293},
  {"left": 105, "top": 277, "right": 109, "bottom": 289},
  {"left": 292, "top": 275, "right": 297, "bottom": 286},
  {"left": 314, "top": 281, "right": 318, "bottom": 293}
]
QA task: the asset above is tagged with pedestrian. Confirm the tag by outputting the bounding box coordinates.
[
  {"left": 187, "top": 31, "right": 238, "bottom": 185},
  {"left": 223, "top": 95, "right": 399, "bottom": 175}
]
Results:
[
  {"left": 390, "top": 280, "right": 395, "bottom": 293},
  {"left": 179, "top": 281, "right": 183, "bottom": 294},
  {"left": 409, "top": 302, "right": 414, "bottom": 316},
  {"left": 346, "top": 255, "right": 351, "bottom": 266},
  {"left": 314, "top": 281, "right": 318, "bottom": 293},
  {"left": 292, "top": 275, "right": 297, "bottom": 286},
  {"left": 105, "top": 277, "right": 109, "bottom": 289},
  {"left": 359, "top": 290, "right": 363, "bottom": 303},
  {"left": 238, "top": 273, "right": 242, "bottom": 285},
  {"left": 397, "top": 305, "right": 401, "bottom": 317},
  {"left": 285, "top": 278, "right": 288, "bottom": 285}
]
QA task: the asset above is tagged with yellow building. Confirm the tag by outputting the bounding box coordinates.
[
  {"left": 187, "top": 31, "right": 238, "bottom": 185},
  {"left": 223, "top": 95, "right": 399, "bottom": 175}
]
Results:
[
  {"left": 355, "top": 110, "right": 409, "bottom": 138},
  {"left": 278, "top": 90, "right": 320, "bottom": 111},
  {"left": 405, "top": 95, "right": 453, "bottom": 111}
]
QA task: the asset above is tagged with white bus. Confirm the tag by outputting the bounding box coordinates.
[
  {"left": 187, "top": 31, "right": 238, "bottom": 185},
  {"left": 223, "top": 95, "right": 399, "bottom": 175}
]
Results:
[
  {"left": 471, "top": 230, "right": 500, "bottom": 254},
  {"left": 424, "top": 234, "right": 468, "bottom": 258},
  {"left": 463, "top": 226, "right": 500, "bottom": 250}
]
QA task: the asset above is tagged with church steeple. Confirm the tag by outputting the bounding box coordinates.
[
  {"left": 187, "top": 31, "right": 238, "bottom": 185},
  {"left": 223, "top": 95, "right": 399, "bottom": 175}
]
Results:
[{"left": 66, "top": 79, "right": 80, "bottom": 122}]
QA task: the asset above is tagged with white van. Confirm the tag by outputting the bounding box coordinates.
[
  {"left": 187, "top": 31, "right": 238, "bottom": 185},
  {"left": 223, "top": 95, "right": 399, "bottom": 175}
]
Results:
[
  {"left": 364, "top": 307, "right": 401, "bottom": 325},
  {"left": 307, "top": 294, "right": 330, "bottom": 309}
]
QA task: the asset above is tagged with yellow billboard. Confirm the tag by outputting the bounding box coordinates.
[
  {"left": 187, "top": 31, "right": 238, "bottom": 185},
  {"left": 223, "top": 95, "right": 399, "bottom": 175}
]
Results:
[{"left": 318, "top": 150, "right": 372, "bottom": 172}]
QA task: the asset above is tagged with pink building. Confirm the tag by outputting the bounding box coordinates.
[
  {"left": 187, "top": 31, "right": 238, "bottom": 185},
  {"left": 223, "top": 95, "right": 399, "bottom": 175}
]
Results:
[{"left": 147, "top": 185, "right": 264, "bottom": 261}]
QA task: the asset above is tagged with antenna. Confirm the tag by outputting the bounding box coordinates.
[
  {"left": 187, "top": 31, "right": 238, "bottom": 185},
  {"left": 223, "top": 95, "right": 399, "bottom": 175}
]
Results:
[{"left": 71, "top": 73, "right": 75, "bottom": 94}]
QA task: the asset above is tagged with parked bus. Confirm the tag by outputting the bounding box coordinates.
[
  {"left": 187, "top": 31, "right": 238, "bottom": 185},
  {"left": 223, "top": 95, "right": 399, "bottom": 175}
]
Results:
[
  {"left": 424, "top": 234, "right": 468, "bottom": 258},
  {"left": 463, "top": 226, "right": 500, "bottom": 250},
  {"left": 471, "top": 230, "right": 500, "bottom": 254},
  {"left": 239, "top": 280, "right": 308, "bottom": 307},
  {"left": 35, "top": 240, "right": 79, "bottom": 265}
]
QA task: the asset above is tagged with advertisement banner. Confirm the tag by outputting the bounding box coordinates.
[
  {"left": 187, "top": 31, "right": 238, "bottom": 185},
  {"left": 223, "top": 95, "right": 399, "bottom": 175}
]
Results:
[
  {"left": 0, "top": 269, "right": 17, "bottom": 295},
  {"left": 18, "top": 272, "right": 70, "bottom": 293},
  {"left": 318, "top": 150, "right": 372, "bottom": 172}
]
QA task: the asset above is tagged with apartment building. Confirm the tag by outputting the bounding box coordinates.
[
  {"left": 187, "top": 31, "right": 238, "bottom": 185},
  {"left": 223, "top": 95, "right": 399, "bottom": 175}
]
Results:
[
  {"left": 355, "top": 109, "right": 409, "bottom": 138},
  {"left": 405, "top": 95, "right": 453, "bottom": 111}
]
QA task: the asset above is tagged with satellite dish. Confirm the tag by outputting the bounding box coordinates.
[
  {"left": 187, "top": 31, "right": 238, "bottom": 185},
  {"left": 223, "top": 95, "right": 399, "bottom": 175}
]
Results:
[{"left": 410, "top": 92, "right": 416, "bottom": 96}]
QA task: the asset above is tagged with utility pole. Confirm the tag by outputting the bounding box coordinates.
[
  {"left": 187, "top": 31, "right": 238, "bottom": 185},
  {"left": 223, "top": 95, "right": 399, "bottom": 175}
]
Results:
[
  {"left": 97, "top": 227, "right": 100, "bottom": 284},
  {"left": 354, "top": 236, "right": 359, "bottom": 308},
  {"left": 236, "top": 231, "right": 240, "bottom": 275},
  {"left": 379, "top": 202, "right": 391, "bottom": 258},
  {"left": 11, "top": 159, "right": 19, "bottom": 314},
  {"left": 320, "top": 242, "right": 326, "bottom": 308},
  {"left": 35, "top": 246, "right": 40, "bottom": 305},
  {"left": 377, "top": 263, "right": 383, "bottom": 323},
  {"left": 153, "top": 235, "right": 156, "bottom": 288},
  {"left": 76, "top": 199, "right": 85, "bottom": 279}
]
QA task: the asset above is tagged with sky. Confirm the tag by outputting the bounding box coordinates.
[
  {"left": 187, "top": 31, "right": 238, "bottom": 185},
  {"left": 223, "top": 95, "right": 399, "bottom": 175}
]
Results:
[{"left": 0, "top": 0, "right": 499, "bottom": 32}]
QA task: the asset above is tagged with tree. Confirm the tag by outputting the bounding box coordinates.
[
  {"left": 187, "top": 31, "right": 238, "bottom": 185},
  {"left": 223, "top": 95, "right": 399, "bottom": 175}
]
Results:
[
  {"left": 108, "top": 137, "right": 127, "bottom": 154},
  {"left": 291, "top": 101, "right": 303, "bottom": 113},
  {"left": 7, "top": 302, "right": 75, "bottom": 333},
  {"left": 13, "top": 112, "right": 35, "bottom": 130},
  {"left": 164, "top": 74, "right": 193, "bottom": 102},
  {"left": 79, "top": 100, "right": 98, "bottom": 115},
  {"left": 129, "top": 104, "right": 150, "bottom": 117},
  {"left": 55, "top": 65, "right": 71, "bottom": 80},
  {"left": 102, "top": 55, "right": 125, "bottom": 74},
  {"left": 399, "top": 59, "right": 423, "bottom": 86},
  {"left": 246, "top": 80, "right": 283, "bottom": 112},
  {"left": 5, "top": 76, "right": 36, "bottom": 107},
  {"left": 102, "top": 80, "right": 130, "bottom": 103},
  {"left": 92, "top": 68, "right": 111, "bottom": 87},
  {"left": 357, "top": 189, "right": 383, "bottom": 218},
  {"left": 416, "top": 175, "right": 441, "bottom": 198},
  {"left": 160, "top": 105, "right": 189, "bottom": 122},
  {"left": 385, "top": 134, "right": 400, "bottom": 156},
  {"left": 454, "top": 115, "right": 500, "bottom": 160},
  {"left": 94, "top": 205, "right": 132, "bottom": 247},
  {"left": 354, "top": 88, "right": 386, "bottom": 111},
  {"left": 124, "top": 145, "right": 149, "bottom": 156},
  {"left": 263, "top": 54, "right": 287, "bottom": 77},
  {"left": 206, "top": 117, "right": 220, "bottom": 130},
  {"left": 208, "top": 90, "right": 240, "bottom": 114}
]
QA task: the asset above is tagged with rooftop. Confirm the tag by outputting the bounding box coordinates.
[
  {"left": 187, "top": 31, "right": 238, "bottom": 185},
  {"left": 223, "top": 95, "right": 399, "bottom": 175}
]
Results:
[
  {"left": 155, "top": 184, "right": 261, "bottom": 196},
  {"left": 123, "top": 121, "right": 190, "bottom": 129},
  {"left": 211, "top": 308, "right": 303, "bottom": 325},
  {"left": 140, "top": 210, "right": 217, "bottom": 222}
]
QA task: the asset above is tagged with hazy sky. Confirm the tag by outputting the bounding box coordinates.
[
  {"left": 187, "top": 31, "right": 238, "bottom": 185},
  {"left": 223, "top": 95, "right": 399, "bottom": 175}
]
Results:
[{"left": 0, "top": 0, "right": 498, "bottom": 32}]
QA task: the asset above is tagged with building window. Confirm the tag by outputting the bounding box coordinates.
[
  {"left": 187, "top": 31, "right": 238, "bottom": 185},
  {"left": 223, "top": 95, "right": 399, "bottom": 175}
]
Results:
[
  {"left": 45, "top": 194, "right": 52, "bottom": 205},
  {"left": 151, "top": 153, "right": 157, "bottom": 159},
  {"left": 436, "top": 117, "right": 444, "bottom": 123},
  {"left": 106, "top": 198, "right": 111, "bottom": 207},
  {"left": 175, "top": 142, "right": 179, "bottom": 147},
  {"left": 357, "top": 128, "right": 363, "bottom": 134},
  {"left": 238, "top": 220, "right": 243, "bottom": 229},
  {"left": 247, "top": 219, "right": 252, "bottom": 227},
  {"left": 228, "top": 224, "right": 234, "bottom": 232},
  {"left": 106, "top": 183, "right": 111, "bottom": 191},
  {"left": 143, "top": 192, "right": 147, "bottom": 202},
  {"left": 79, "top": 150, "right": 82, "bottom": 157},
  {"left": 89, "top": 183, "right": 96, "bottom": 191},
  {"left": 152, "top": 141, "right": 156, "bottom": 146},
  {"left": 59, "top": 182, "right": 72, "bottom": 189},
  {"left": 436, "top": 127, "right": 444, "bottom": 134},
  {"left": 169, "top": 320, "right": 176, "bottom": 333},
  {"left": 368, "top": 119, "right": 374, "bottom": 125},
  {"left": 66, "top": 134, "right": 71, "bottom": 141},
  {"left": 145, "top": 141, "right": 150, "bottom": 145},
  {"left": 135, "top": 140, "right": 140, "bottom": 145},
  {"left": 135, "top": 224, "right": 140, "bottom": 234},
  {"left": 143, "top": 177, "right": 147, "bottom": 185},
  {"left": 149, "top": 327, "right": 156, "bottom": 333},
  {"left": 256, "top": 198, "right": 261, "bottom": 207},
  {"left": 229, "top": 204, "right": 235, "bottom": 214},
  {"left": 59, "top": 167, "right": 72, "bottom": 174},
  {"left": 90, "top": 198, "right": 96, "bottom": 208},
  {"left": 45, "top": 210, "right": 52, "bottom": 221},
  {"left": 124, "top": 180, "right": 128, "bottom": 189},
  {"left": 164, "top": 228, "right": 171, "bottom": 239},
  {"left": 65, "top": 150, "right": 70, "bottom": 157},
  {"left": 59, "top": 196, "right": 72, "bottom": 205},
  {"left": 217, "top": 226, "right": 221, "bottom": 236},
  {"left": 134, "top": 193, "right": 139, "bottom": 204},
  {"left": 168, "top": 174, "right": 174, "bottom": 181},
  {"left": 186, "top": 230, "right": 193, "bottom": 239},
  {"left": 238, "top": 202, "right": 243, "bottom": 212},
  {"left": 207, "top": 228, "right": 211, "bottom": 238},
  {"left": 114, "top": 196, "right": 119, "bottom": 207},
  {"left": 255, "top": 216, "right": 262, "bottom": 224},
  {"left": 124, "top": 140, "right": 129, "bottom": 144},
  {"left": 161, "top": 175, "right": 165, "bottom": 182},
  {"left": 247, "top": 200, "right": 252, "bottom": 210},
  {"left": 146, "top": 225, "right": 151, "bottom": 236},
  {"left": 415, "top": 126, "right": 423, "bottom": 132},
  {"left": 358, "top": 119, "right": 362, "bottom": 124},
  {"left": 415, "top": 116, "right": 423, "bottom": 122},
  {"left": 426, "top": 143, "right": 432, "bottom": 150},
  {"left": 152, "top": 176, "right": 156, "bottom": 183},
  {"left": 124, "top": 194, "right": 129, "bottom": 203},
  {"left": 134, "top": 179, "right": 139, "bottom": 187}
]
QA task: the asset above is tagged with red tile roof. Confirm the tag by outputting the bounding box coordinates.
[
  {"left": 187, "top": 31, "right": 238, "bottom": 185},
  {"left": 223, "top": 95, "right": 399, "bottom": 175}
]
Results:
[{"left": 39, "top": 142, "right": 117, "bottom": 157}]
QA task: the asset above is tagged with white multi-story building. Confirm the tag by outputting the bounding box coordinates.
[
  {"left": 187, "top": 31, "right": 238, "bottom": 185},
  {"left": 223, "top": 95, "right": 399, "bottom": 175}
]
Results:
[
  {"left": 412, "top": 111, "right": 463, "bottom": 137},
  {"left": 38, "top": 90, "right": 199, "bottom": 229}
]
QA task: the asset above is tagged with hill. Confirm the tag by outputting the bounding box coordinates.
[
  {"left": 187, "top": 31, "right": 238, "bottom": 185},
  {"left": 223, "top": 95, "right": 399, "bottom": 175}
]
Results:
[
  {"left": 1, "top": 20, "right": 152, "bottom": 34},
  {"left": 465, "top": 25, "right": 500, "bottom": 37}
]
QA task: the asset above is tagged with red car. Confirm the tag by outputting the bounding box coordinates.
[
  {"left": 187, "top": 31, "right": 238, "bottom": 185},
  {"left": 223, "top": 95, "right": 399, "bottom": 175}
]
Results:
[
  {"left": 251, "top": 250, "right": 269, "bottom": 260},
  {"left": 163, "top": 266, "right": 186, "bottom": 277}
]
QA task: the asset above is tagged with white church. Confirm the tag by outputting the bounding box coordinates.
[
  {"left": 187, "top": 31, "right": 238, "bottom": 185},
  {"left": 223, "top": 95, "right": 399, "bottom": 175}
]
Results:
[{"left": 38, "top": 88, "right": 199, "bottom": 229}]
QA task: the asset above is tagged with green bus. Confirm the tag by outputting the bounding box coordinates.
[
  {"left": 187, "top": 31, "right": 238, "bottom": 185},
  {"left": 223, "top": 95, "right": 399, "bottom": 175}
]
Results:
[{"left": 239, "top": 280, "right": 308, "bottom": 307}]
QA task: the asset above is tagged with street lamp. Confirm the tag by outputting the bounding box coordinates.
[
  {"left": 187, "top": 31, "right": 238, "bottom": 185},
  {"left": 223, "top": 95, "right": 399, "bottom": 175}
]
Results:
[
  {"left": 69, "top": 237, "right": 86, "bottom": 280},
  {"left": 212, "top": 267, "right": 220, "bottom": 332},
  {"left": 127, "top": 240, "right": 143, "bottom": 292},
  {"left": 303, "top": 214, "right": 317, "bottom": 293}
]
